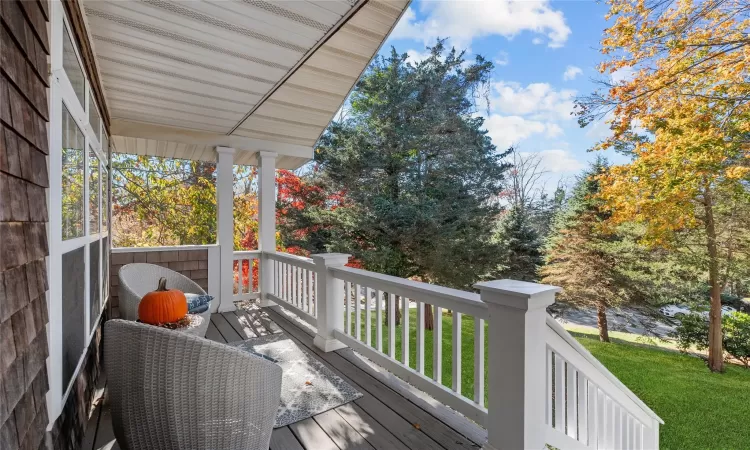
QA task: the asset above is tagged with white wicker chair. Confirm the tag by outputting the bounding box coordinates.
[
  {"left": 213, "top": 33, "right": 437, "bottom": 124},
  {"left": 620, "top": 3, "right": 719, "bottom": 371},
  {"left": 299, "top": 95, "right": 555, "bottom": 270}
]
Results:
[
  {"left": 118, "top": 263, "right": 211, "bottom": 337},
  {"left": 104, "top": 319, "right": 282, "bottom": 450}
]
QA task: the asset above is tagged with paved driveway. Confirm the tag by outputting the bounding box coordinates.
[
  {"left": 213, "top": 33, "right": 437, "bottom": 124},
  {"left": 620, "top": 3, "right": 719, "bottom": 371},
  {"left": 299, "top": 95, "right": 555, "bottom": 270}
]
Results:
[{"left": 551, "top": 305, "right": 676, "bottom": 339}]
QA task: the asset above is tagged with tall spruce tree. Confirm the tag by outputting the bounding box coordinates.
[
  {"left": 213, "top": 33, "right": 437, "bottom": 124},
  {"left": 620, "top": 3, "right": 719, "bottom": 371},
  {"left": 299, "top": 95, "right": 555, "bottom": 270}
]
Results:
[
  {"left": 493, "top": 206, "right": 544, "bottom": 281},
  {"left": 311, "top": 42, "right": 510, "bottom": 291},
  {"left": 541, "top": 158, "right": 643, "bottom": 342}
]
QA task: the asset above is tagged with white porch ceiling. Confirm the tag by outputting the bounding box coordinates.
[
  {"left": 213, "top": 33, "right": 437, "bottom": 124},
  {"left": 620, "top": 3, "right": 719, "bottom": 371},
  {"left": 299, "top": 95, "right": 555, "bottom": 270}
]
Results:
[{"left": 84, "top": 0, "right": 409, "bottom": 167}]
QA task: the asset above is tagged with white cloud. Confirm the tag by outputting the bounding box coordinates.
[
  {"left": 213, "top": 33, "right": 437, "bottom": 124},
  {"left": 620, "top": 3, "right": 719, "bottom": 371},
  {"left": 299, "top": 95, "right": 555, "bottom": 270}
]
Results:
[
  {"left": 585, "top": 112, "right": 614, "bottom": 140},
  {"left": 521, "top": 149, "right": 585, "bottom": 173},
  {"left": 531, "top": 37, "right": 544, "bottom": 45},
  {"left": 494, "top": 51, "right": 510, "bottom": 66},
  {"left": 484, "top": 115, "right": 563, "bottom": 149},
  {"left": 563, "top": 65, "right": 582, "bottom": 81},
  {"left": 390, "top": 1, "right": 571, "bottom": 50},
  {"left": 491, "top": 81, "right": 576, "bottom": 121},
  {"left": 610, "top": 66, "right": 635, "bottom": 84},
  {"left": 405, "top": 48, "right": 432, "bottom": 64}
]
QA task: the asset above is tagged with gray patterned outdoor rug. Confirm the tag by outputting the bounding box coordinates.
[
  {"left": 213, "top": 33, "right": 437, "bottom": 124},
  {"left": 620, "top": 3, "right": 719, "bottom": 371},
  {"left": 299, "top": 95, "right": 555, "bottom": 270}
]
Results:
[{"left": 230, "top": 333, "right": 362, "bottom": 428}]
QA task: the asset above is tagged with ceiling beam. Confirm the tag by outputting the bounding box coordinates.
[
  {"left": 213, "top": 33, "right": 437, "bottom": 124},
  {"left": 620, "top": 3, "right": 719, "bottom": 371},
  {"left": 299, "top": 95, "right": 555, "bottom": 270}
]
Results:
[{"left": 111, "top": 119, "right": 314, "bottom": 160}]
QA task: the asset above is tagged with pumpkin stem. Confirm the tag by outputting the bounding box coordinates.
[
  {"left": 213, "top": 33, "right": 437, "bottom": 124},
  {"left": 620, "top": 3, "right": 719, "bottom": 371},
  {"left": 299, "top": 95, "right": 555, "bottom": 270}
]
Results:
[{"left": 156, "top": 277, "right": 168, "bottom": 291}]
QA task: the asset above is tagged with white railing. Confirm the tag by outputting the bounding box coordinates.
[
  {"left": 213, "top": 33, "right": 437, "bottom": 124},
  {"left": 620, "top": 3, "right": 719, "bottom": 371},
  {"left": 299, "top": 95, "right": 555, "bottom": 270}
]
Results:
[
  {"left": 544, "top": 317, "right": 662, "bottom": 450},
  {"left": 265, "top": 252, "right": 318, "bottom": 326},
  {"left": 328, "top": 265, "right": 488, "bottom": 424},
  {"left": 258, "top": 252, "right": 663, "bottom": 449},
  {"left": 233, "top": 250, "right": 261, "bottom": 301}
]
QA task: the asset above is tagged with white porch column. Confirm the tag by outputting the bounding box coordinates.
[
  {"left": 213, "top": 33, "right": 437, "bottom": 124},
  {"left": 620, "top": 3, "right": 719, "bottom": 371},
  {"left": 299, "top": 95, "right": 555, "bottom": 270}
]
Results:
[
  {"left": 216, "top": 146, "right": 236, "bottom": 313},
  {"left": 312, "top": 253, "right": 350, "bottom": 352},
  {"left": 474, "top": 280, "right": 560, "bottom": 450},
  {"left": 258, "top": 151, "right": 277, "bottom": 307}
]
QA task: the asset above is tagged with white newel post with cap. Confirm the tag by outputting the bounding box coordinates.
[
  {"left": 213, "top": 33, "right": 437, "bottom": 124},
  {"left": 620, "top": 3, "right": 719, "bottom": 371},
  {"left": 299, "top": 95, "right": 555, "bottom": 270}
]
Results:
[
  {"left": 475, "top": 279, "right": 561, "bottom": 450},
  {"left": 312, "top": 253, "right": 351, "bottom": 352},
  {"left": 257, "top": 151, "right": 277, "bottom": 307},
  {"left": 216, "top": 146, "right": 236, "bottom": 313}
]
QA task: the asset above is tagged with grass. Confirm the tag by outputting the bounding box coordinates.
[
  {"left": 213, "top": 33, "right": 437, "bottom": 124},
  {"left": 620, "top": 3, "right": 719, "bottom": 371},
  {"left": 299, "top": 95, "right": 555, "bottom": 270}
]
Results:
[
  {"left": 577, "top": 335, "right": 750, "bottom": 450},
  {"left": 562, "top": 323, "right": 684, "bottom": 351},
  {"left": 348, "top": 306, "right": 750, "bottom": 450}
]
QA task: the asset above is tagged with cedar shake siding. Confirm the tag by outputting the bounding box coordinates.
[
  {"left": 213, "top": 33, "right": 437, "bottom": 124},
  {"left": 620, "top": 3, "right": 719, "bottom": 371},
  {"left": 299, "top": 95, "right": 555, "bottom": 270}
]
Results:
[{"left": 0, "top": 1, "right": 51, "bottom": 449}]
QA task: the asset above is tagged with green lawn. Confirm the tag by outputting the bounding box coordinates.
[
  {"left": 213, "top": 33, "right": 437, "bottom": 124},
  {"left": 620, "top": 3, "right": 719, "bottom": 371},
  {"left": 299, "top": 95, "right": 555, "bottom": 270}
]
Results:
[
  {"left": 577, "top": 335, "right": 750, "bottom": 450},
  {"left": 348, "top": 307, "right": 750, "bottom": 450}
]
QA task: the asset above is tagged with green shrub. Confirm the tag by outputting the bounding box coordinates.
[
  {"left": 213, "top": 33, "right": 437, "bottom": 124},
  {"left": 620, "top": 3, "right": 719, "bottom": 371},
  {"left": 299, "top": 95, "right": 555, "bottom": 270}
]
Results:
[
  {"left": 673, "top": 311, "right": 750, "bottom": 367},
  {"left": 724, "top": 312, "right": 750, "bottom": 368},
  {"left": 673, "top": 313, "right": 709, "bottom": 352}
]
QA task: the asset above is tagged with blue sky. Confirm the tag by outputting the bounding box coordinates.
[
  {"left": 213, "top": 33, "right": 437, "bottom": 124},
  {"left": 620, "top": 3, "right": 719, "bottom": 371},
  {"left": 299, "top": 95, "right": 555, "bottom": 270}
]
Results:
[{"left": 380, "top": 0, "right": 626, "bottom": 187}]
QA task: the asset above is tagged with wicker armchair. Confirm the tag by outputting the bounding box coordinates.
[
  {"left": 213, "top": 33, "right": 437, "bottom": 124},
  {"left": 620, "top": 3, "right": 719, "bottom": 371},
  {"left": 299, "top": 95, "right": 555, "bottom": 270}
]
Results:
[
  {"left": 118, "top": 263, "right": 211, "bottom": 337},
  {"left": 104, "top": 319, "right": 282, "bottom": 450}
]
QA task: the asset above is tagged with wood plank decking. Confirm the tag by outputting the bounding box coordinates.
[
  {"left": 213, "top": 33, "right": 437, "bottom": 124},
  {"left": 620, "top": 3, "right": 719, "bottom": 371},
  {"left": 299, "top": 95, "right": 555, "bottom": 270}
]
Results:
[{"left": 82, "top": 304, "right": 486, "bottom": 450}]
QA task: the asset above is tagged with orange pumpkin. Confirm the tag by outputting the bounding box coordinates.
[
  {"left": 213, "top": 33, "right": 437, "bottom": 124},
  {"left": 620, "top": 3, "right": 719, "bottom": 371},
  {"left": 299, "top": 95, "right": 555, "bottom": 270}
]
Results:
[{"left": 138, "top": 278, "right": 187, "bottom": 325}]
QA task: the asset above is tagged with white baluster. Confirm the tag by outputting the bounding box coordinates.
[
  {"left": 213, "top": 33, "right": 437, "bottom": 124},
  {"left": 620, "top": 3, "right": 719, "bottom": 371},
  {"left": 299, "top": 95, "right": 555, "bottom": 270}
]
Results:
[
  {"left": 567, "top": 363, "right": 577, "bottom": 439},
  {"left": 365, "top": 287, "right": 372, "bottom": 346},
  {"left": 388, "top": 293, "right": 395, "bottom": 358},
  {"left": 416, "top": 302, "right": 424, "bottom": 374},
  {"left": 452, "top": 311, "right": 461, "bottom": 394},
  {"left": 433, "top": 305, "right": 442, "bottom": 383},
  {"left": 474, "top": 318, "right": 484, "bottom": 406},
  {"left": 555, "top": 354, "right": 565, "bottom": 432},
  {"left": 578, "top": 374, "right": 589, "bottom": 445},
  {"left": 345, "top": 281, "right": 352, "bottom": 335},
  {"left": 302, "top": 268, "right": 308, "bottom": 312},
  {"left": 376, "top": 290, "right": 383, "bottom": 352},
  {"left": 355, "top": 283, "right": 361, "bottom": 340},
  {"left": 402, "top": 296, "right": 409, "bottom": 367}
]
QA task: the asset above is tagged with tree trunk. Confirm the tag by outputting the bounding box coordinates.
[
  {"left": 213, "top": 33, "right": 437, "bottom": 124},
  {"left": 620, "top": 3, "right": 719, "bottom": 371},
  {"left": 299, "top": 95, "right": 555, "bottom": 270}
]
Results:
[
  {"left": 597, "top": 300, "right": 610, "bottom": 342},
  {"left": 424, "top": 303, "right": 434, "bottom": 330},
  {"left": 704, "top": 186, "right": 725, "bottom": 372}
]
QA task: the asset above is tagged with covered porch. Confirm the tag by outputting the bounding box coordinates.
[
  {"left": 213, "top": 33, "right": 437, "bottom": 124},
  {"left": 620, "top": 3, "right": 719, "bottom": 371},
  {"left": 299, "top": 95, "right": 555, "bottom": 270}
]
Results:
[
  {"left": 83, "top": 306, "right": 488, "bottom": 450},
  {"left": 63, "top": 0, "right": 662, "bottom": 449}
]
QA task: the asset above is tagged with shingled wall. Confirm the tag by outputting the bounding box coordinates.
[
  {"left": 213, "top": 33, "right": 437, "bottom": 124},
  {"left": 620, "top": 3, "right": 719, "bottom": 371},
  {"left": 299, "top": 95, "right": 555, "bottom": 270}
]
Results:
[
  {"left": 0, "top": 0, "right": 51, "bottom": 449},
  {"left": 110, "top": 248, "right": 210, "bottom": 312}
]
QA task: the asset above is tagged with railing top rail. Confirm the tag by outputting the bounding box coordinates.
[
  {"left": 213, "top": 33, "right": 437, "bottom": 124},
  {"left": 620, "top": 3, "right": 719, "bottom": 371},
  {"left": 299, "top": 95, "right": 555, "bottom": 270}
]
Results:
[
  {"left": 267, "top": 251, "right": 316, "bottom": 269},
  {"left": 112, "top": 244, "right": 219, "bottom": 253},
  {"left": 546, "top": 315, "right": 663, "bottom": 424},
  {"left": 233, "top": 250, "right": 261, "bottom": 258},
  {"left": 330, "top": 266, "right": 488, "bottom": 319}
]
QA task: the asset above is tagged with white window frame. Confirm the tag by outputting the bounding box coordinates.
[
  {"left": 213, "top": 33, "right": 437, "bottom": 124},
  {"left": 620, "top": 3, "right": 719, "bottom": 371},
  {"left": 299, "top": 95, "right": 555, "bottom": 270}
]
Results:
[{"left": 47, "top": 0, "right": 110, "bottom": 428}]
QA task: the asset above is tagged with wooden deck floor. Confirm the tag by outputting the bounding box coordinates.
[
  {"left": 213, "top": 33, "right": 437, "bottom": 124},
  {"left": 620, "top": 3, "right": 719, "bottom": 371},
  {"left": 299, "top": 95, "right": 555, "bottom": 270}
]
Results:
[{"left": 83, "top": 304, "right": 486, "bottom": 450}]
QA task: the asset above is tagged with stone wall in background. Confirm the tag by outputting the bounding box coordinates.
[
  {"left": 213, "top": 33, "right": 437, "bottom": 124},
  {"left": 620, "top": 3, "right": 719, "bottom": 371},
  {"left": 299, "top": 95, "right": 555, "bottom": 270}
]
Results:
[
  {"left": 110, "top": 248, "right": 210, "bottom": 313},
  {"left": 0, "top": 0, "right": 51, "bottom": 449}
]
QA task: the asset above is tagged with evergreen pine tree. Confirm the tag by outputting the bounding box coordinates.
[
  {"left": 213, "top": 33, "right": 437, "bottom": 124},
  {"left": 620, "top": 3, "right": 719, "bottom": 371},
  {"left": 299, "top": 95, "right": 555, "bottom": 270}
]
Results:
[
  {"left": 541, "top": 157, "right": 634, "bottom": 342},
  {"left": 494, "top": 206, "right": 544, "bottom": 281}
]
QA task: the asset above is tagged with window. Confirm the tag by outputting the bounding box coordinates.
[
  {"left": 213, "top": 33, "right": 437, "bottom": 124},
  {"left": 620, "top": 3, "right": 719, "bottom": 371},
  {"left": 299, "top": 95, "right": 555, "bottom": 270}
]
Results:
[
  {"left": 51, "top": 5, "right": 112, "bottom": 409},
  {"left": 62, "top": 247, "right": 85, "bottom": 389},
  {"left": 102, "top": 166, "right": 109, "bottom": 230},
  {"left": 89, "top": 239, "right": 100, "bottom": 332},
  {"left": 89, "top": 148, "right": 100, "bottom": 234},
  {"left": 88, "top": 90, "right": 101, "bottom": 141},
  {"left": 102, "top": 133, "right": 109, "bottom": 158},
  {"left": 62, "top": 105, "right": 85, "bottom": 240},
  {"left": 62, "top": 23, "right": 85, "bottom": 106},
  {"left": 102, "top": 236, "right": 109, "bottom": 306}
]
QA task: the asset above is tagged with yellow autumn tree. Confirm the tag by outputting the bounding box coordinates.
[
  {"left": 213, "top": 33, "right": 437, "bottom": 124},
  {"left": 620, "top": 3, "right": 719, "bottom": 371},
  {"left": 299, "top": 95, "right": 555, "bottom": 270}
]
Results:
[{"left": 577, "top": 0, "right": 750, "bottom": 372}]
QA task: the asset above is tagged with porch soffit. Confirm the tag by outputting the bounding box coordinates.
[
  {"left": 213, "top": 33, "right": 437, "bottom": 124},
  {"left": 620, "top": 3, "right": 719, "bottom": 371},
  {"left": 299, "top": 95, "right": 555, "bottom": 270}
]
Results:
[{"left": 84, "top": 0, "right": 410, "bottom": 168}]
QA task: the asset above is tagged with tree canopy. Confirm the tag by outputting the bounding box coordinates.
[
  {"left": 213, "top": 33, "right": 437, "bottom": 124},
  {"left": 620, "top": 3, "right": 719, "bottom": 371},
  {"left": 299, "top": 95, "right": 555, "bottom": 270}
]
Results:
[
  {"left": 576, "top": 0, "right": 750, "bottom": 371},
  {"left": 301, "top": 42, "right": 511, "bottom": 289}
]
